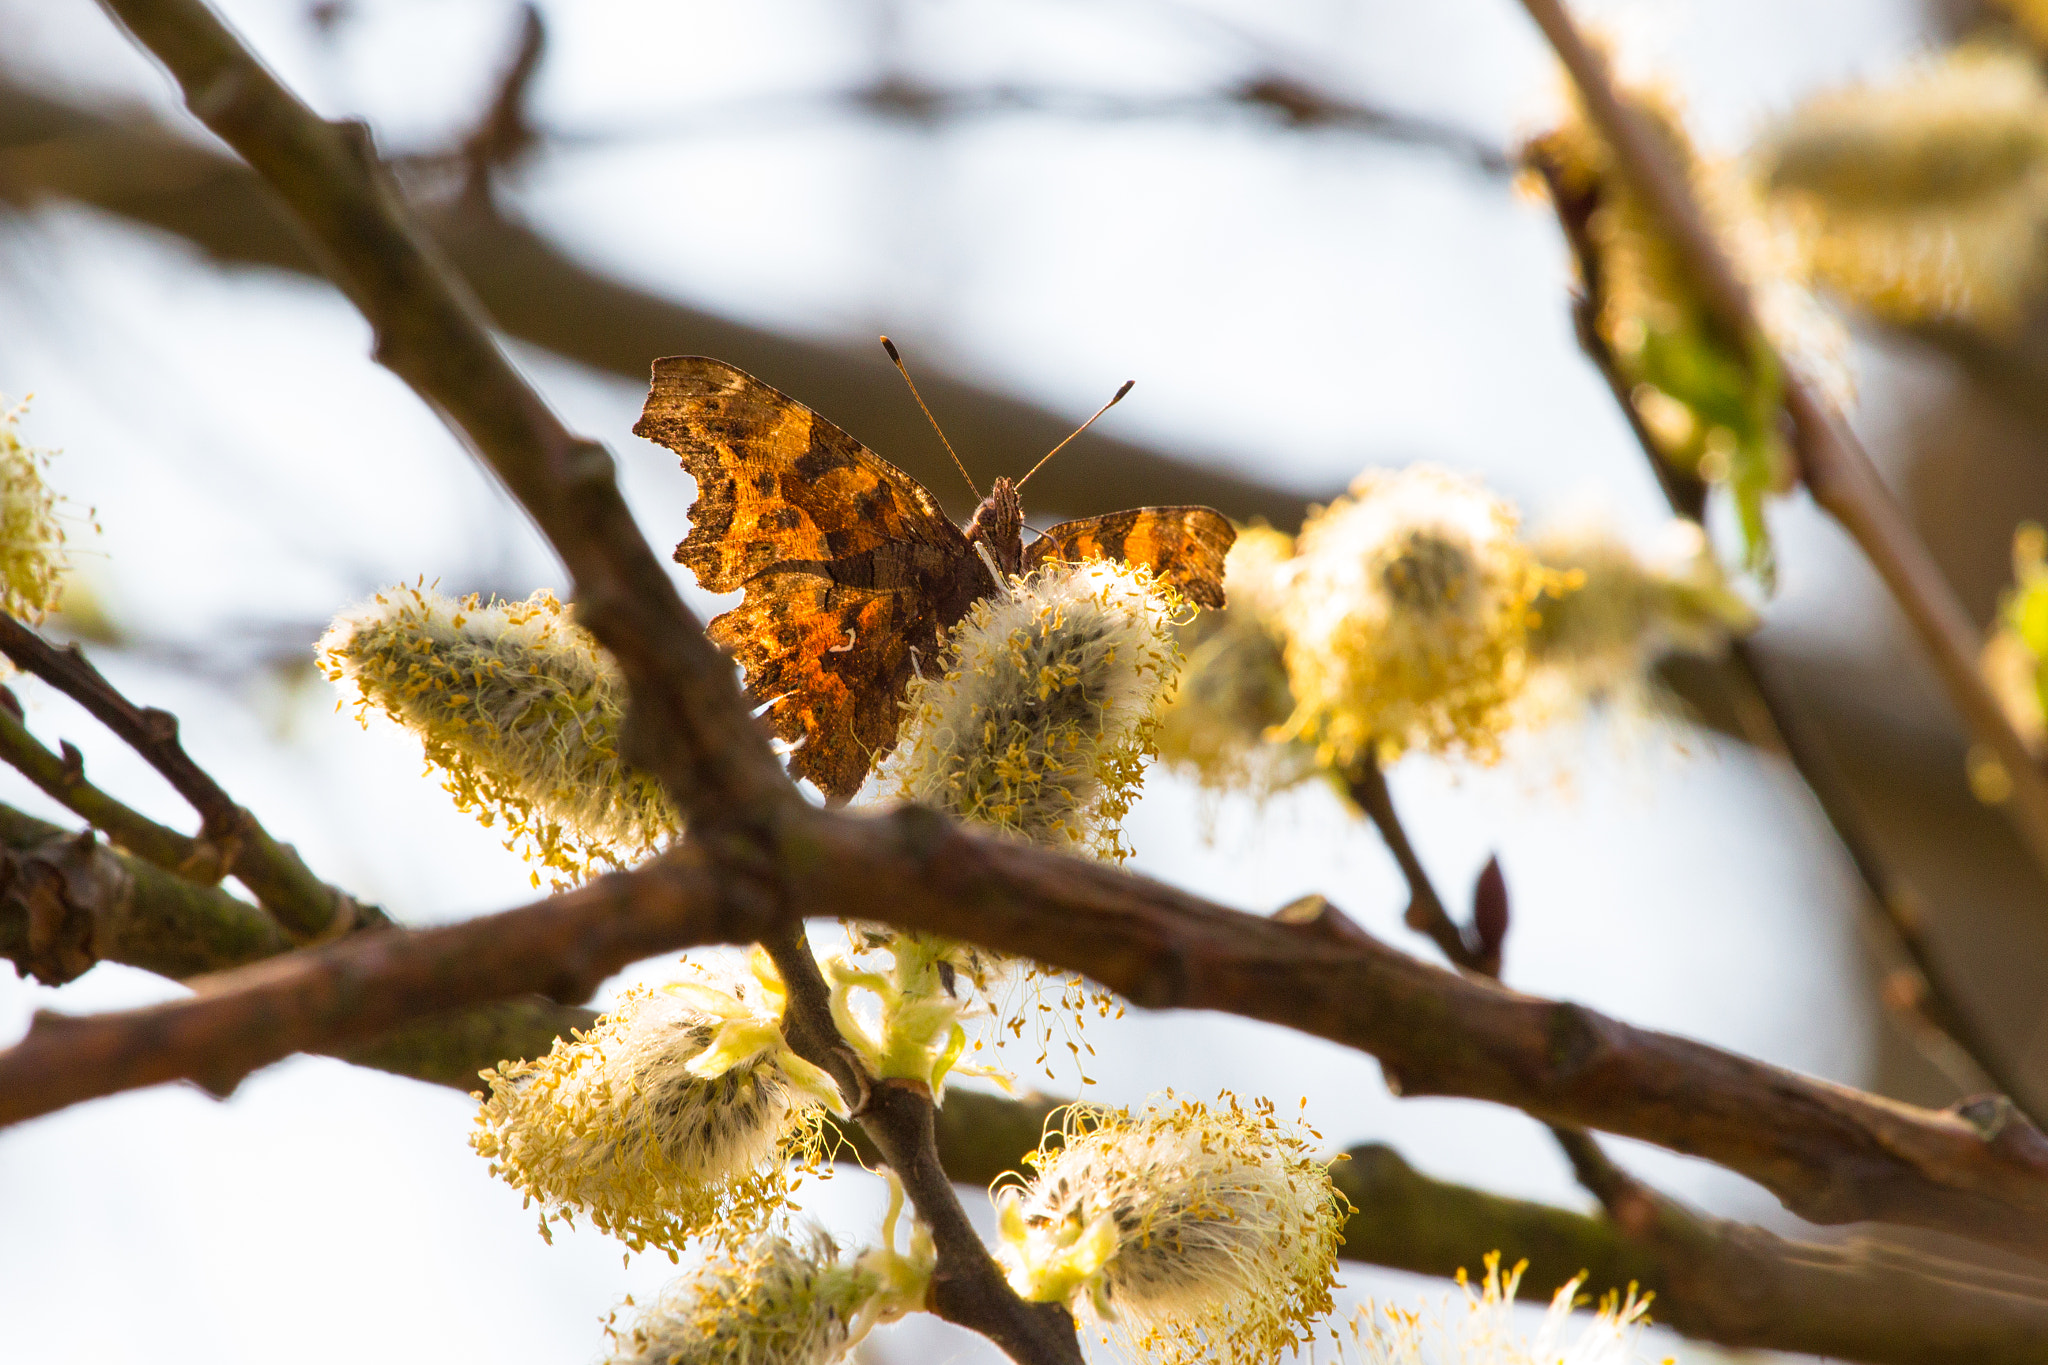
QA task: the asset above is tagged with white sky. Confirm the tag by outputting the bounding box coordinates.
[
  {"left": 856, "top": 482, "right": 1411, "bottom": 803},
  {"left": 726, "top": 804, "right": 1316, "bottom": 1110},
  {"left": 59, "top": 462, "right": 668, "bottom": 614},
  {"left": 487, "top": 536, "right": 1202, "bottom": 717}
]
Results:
[{"left": 0, "top": 0, "right": 1946, "bottom": 1362}]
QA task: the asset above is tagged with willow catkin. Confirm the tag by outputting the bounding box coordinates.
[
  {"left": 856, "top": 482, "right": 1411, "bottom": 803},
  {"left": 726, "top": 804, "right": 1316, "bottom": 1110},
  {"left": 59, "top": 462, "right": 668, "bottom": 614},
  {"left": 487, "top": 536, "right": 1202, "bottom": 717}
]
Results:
[
  {"left": 996, "top": 1095, "right": 1346, "bottom": 1365},
  {"left": 884, "top": 558, "right": 1183, "bottom": 864},
  {"left": 471, "top": 964, "right": 842, "bottom": 1257},
  {"left": 1277, "top": 466, "right": 1546, "bottom": 766},
  {"left": 319, "top": 584, "right": 677, "bottom": 884},
  {"left": 1523, "top": 516, "right": 1755, "bottom": 717},
  {"left": 1156, "top": 525, "right": 1316, "bottom": 795},
  {"left": 1759, "top": 45, "right": 2048, "bottom": 332},
  {"left": 0, "top": 399, "right": 70, "bottom": 624}
]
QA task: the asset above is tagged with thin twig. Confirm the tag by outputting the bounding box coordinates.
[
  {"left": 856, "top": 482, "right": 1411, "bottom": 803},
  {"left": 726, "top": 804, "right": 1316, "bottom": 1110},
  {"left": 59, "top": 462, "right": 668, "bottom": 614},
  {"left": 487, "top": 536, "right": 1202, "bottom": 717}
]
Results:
[
  {"left": 556, "top": 75, "right": 1511, "bottom": 175},
  {"left": 1339, "top": 757, "right": 1466, "bottom": 966},
  {"left": 760, "top": 926, "right": 1083, "bottom": 1365},
  {"left": 0, "top": 690, "right": 225, "bottom": 880},
  {"left": 0, "top": 613, "right": 362, "bottom": 940},
  {"left": 1524, "top": 141, "right": 2046, "bottom": 1126},
  {"left": 1515, "top": 0, "right": 2048, "bottom": 899},
  {"left": 1340, "top": 759, "right": 1676, "bottom": 1272}
]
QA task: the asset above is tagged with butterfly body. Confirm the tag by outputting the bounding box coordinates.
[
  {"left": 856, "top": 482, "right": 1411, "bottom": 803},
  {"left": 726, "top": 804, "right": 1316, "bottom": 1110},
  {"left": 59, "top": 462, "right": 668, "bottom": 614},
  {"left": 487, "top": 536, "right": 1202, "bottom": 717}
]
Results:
[{"left": 634, "top": 356, "right": 1234, "bottom": 799}]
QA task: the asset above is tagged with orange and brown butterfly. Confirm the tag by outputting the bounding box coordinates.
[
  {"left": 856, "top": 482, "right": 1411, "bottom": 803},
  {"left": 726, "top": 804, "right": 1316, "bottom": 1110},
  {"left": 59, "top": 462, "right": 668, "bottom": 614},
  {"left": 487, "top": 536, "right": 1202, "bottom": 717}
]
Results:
[{"left": 633, "top": 346, "right": 1236, "bottom": 801}]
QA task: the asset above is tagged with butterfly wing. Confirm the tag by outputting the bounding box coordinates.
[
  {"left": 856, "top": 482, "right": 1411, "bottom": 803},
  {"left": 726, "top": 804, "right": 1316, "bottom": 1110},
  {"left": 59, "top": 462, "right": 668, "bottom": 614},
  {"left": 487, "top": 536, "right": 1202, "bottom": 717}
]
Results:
[
  {"left": 706, "top": 568, "right": 924, "bottom": 800},
  {"left": 634, "top": 356, "right": 967, "bottom": 593},
  {"left": 1023, "top": 507, "right": 1236, "bottom": 609},
  {"left": 634, "top": 356, "right": 988, "bottom": 799}
]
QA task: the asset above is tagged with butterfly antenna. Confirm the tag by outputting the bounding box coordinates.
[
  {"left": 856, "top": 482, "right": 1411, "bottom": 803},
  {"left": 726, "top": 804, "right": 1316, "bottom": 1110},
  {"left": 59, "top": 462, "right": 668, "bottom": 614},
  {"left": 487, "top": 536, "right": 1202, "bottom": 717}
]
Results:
[
  {"left": 1016, "top": 379, "right": 1134, "bottom": 490},
  {"left": 881, "top": 336, "right": 980, "bottom": 501}
]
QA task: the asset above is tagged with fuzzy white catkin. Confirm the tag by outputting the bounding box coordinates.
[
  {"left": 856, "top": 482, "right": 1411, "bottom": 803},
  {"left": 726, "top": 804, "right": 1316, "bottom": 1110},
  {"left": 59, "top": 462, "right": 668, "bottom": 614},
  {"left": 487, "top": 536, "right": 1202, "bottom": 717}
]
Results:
[
  {"left": 1156, "top": 525, "right": 1316, "bottom": 795},
  {"left": 318, "top": 585, "right": 677, "bottom": 883},
  {"left": 471, "top": 974, "right": 832, "bottom": 1256},
  {"left": 1761, "top": 44, "right": 2048, "bottom": 331},
  {"left": 884, "top": 558, "right": 1182, "bottom": 863},
  {"left": 997, "top": 1096, "right": 1345, "bottom": 1365},
  {"left": 1278, "top": 466, "right": 1542, "bottom": 766},
  {"left": 0, "top": 399, "right": 69, "bottom": 624},
  {"left": 604, "top": 1231, "right": 867, "bottom": 1365}
]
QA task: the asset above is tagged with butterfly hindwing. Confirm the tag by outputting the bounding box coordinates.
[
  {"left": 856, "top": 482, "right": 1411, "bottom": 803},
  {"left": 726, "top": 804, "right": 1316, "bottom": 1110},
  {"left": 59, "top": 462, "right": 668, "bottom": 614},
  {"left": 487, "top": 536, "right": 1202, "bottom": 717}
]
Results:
[
  {"left": 708, "top": 570, "right": 932, "bottom": 800},
  {"left": 1023, "top": 506, "right": 1236, "bottom": 609},
  {"left": 633, "top": 356, "right": 967, "bottom": 593}
]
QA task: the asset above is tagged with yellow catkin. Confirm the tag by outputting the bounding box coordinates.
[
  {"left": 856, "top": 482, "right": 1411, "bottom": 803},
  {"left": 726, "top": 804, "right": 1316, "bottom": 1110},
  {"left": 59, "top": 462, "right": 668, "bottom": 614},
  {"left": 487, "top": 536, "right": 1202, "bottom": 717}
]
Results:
[
  {"left": 470, "top": 964, "right": 841, "bottom": 1258},
  {"left": 604, "top": 1190, "right": 931, "bottom": 1365},
  {"left": 0, "top": 399, "right": 71, "bottom": 624},
  {"left": 1156, "top": 525, "right": 1317, "bottom": 795},
  {"left": 318, "top": 584, "right": 677, "bottom": 885},
  {"left": 884, "top": 558, "right": 1185, "bottom": 864},
  {"left": 1760, "top": 45, "right": 2048, "bottom": 332},
  {"left": 1277, "top": 467, "right": 1547, "bottom": 766},
  {"left": 1346, "top": 1252, "right": 1665, "bottom": 1364},
  {"left": 996, "top": 1094, "right": 1347, "bottom": 1365},
  {"left": 1522, "top": 517, "right": 1755, "bottom": 718}
]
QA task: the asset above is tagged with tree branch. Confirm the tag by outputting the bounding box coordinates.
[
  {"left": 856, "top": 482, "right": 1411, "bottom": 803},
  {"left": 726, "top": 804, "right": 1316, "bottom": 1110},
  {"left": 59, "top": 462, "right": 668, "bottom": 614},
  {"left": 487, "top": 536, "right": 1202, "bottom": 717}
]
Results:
[
  {"left": 788, "top": 805, "right": 2048, "bottom": 1260},
  {"left": 1334, "top": 1141, "right": 2048, "bottom": 1365},
  {"left": 5, "top": 802, "right": 2046, "bottom": 1362},
  {"left": 1514, "top": 0, "right": 2048, "bottom": 901},
  {"left": 9, "top": 806, "right": 2048, "bottom": 1262},
  {"left": 0, "top": 841, "right": 754, "bottom": 1117}
]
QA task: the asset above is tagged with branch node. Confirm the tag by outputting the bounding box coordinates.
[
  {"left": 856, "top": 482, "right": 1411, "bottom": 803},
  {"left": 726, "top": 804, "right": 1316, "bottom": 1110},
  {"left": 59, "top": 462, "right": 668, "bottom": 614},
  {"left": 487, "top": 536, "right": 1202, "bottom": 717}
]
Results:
[{"left": 1273, "top": 893, "right": 1372, "bottom": 947}]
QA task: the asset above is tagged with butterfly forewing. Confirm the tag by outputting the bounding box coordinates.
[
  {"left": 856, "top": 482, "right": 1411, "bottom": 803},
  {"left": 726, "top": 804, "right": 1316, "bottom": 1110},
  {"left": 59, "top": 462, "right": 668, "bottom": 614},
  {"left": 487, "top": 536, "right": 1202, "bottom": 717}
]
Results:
[
  {"left": 1023, "top": 507, "right": 1235, "bottom": 609},
  {"left": 634, "top": 356, "right": 967, "bottom": 593}
]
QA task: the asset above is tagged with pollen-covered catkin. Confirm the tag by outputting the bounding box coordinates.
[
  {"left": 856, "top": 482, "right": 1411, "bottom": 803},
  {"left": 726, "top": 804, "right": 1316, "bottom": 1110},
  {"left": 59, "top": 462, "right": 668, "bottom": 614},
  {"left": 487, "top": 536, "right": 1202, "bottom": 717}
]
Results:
[
  {"left": 884, "top": 558, "right": 1183, "bottom": 863},
  {"left": 1760, "top": 45, "right": 2048, "bottom": 332},
  {"left": 470, "top": 963, "right": 842, "bottom": 1257},
  {"left": 1523, "top": 517, "right": 1755, "bottom": 716},
  {"left": 603, "top": 1231, "right": 875, "bottom": 1365},
  {"left": 1156, "top": 525, "right": 1315, "bottom": 794},
  {"left": 318, "top": 585, "right": 677, "bottom": 883},
  {"left": 604, "top": 1183, "right": 933, "bottom": 1365},
  {"left": 1346, "top": 1253, "right": 1661, "bottom": 1365},
  {"left": 1277, "top": 467, "right": 1546, "bottom": 766},
  {"left": 996, "top": 1095, "right": 1346, "bottom": 1365},
  {"left": 0, "top": 399, "right": 70, "bottom": 624}
]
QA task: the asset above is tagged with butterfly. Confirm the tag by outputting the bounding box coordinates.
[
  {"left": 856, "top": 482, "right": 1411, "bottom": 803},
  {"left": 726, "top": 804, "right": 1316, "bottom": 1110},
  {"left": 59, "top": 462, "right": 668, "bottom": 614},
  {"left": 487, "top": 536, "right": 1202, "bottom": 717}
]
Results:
[{"left": 633, "top": 353, "right": 1236, "bottom": 801}]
